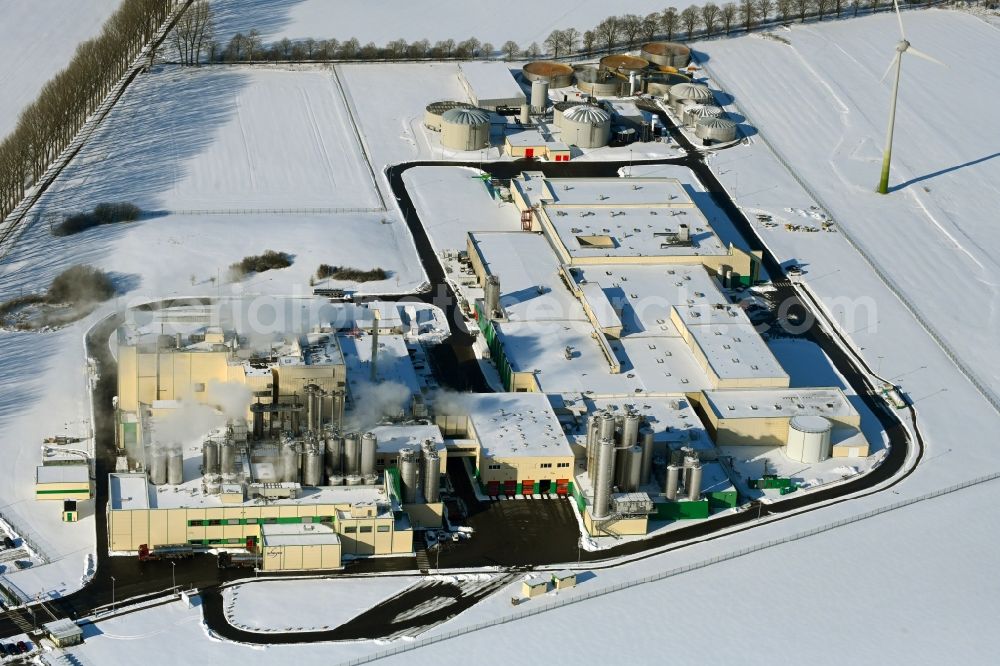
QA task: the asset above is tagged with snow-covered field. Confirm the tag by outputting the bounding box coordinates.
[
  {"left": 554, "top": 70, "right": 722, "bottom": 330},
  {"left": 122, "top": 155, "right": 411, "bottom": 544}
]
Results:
[
  {"left": 36, "top": 66, "right": 383, "bottom": 212},
  {"left": 0, "top": 0, "right": 123, "bottom": 139},
  {"left": 223, "top": 576, "right": 419, "bottom": 633},
  {"left": 212, "top": 0, "right": 690, "bottom": 49},
  {"left": 696, "top": 9, "right": 1000, "bottom": 396}
]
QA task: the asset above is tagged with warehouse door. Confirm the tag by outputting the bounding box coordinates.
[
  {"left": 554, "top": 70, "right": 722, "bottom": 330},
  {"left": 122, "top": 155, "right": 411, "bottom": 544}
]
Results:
[
  {"left": 555, "top": 479, "right": 569, "bottom": 496},
  {"left": 503, "top": 479, "right": 517, "bottom": 497},
  {"left": 538, "top": 479, "right": 551, "bottom": 494},
  {"left": 486, "top": 480, "right": 500, "bottom": 497},
  {"left": 525, "top": 148, "right": 534, "bottom": 158},
  {"left": 521, "top": 480, "right": 535, "bottom": 497}
]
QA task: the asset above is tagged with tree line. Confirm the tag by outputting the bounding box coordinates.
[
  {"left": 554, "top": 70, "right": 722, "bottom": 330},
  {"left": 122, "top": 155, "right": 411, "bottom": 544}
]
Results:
[
  {"left": 0, "top": 0, "right": 179, "bottom": 222},
  {"left": 189, "top": 0, "right": 941, "bottom": 66}
]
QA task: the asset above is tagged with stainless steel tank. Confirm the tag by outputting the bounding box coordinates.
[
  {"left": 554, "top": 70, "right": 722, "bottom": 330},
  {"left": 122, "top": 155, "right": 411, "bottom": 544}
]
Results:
[
  {"left": 586, "top": 414, "right": 599, "bottom": 481},
  {"left": 622, "top": 411, "right": 641, "bottom": 448},
  {"left": 220, "top": 441, "right": 236, "bottom": 476},
  {"left": 640, "top": 429, "right": 654, "bottom": 485},
  {"left": 325, "top": 434, "right": 342, "bottom": 477},
  {"left": 592, "top": 438, "right": 615, "bottom": 519},
  {"left": 205, "top": 473, "right": 221, "bottom": 494},
  {"left": 614, "top": 444, "right": 630, "bottom": 490},
  {"left": 598, "top": 410, "right": 616, "bottom": 441},
  {"left": 360, "top": 432, "right": 377, "bottom": 478},
  {"left": 167, "top": 449, "right": 183, "bottom": 485},
  {"left": 687, "top": 463, "right": 703, "bottom": 501},
  {"left": 202, "top": 439, "right": 219, "bottom": 476},
  {"left": 149, "top": 449, "right": 167, "bottom": 485},
  {"left": 665, "top": 464, "right": 680, "bottom": 500},
  {"left": 327, "top": 474, "right": 344, "bottom": 486},
  {"left": 343, "top": 433, "right": 360, "bottom": 476},
  {"left": 303, "top": 444, "right": 324, "bottom": 486},
  {"left": 530, "top": 78, "right": 549, "bottom": 113},
  {"left": 423, "top": 451, "right": 441, "bottom": 503},
  {"left": 345, "top": 474, "right": 363, "bottom": 486},
  {"left": 683, "top": 453, "right": 699, "bottom": 490},
  {"left": 626, "top": 445, "right": 643, "bottom": 492},
  {"left": 282, "top": 440, "right": 300, "bottom": 483},
  {"left": 399, "top": 447, "right": 419, "bottom": 504}
]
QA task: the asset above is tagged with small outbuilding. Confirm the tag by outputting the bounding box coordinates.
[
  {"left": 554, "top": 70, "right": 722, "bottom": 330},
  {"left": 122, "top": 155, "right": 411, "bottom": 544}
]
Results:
[
  {"left": 44, "top": 619, "right": 83, "bottom": 647},
  {"left": 522, "top": 576, "right": 549, "bottom": 598},
  {"left": 551, "top": 570, "right": 577, "bottom": 590}
]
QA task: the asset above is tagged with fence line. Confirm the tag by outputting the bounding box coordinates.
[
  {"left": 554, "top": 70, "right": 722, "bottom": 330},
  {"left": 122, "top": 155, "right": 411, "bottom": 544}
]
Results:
[
  {"left": 336, "top": 471, "right": 1000, "bottom": 665},
  {"left": 0, "top": 510, "right": 53, "bottom": 564},
  {"left": 164, "top": 207, "right": 386, "bottom": 215}
]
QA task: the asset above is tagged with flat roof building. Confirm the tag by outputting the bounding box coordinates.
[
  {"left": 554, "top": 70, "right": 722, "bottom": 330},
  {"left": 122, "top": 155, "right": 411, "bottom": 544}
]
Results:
[
  {"left": 36, "top": 464, "right": 92, "bottom": 501},
  {"left": 457, "top": 62, "right": 526, "bottom": 110}
]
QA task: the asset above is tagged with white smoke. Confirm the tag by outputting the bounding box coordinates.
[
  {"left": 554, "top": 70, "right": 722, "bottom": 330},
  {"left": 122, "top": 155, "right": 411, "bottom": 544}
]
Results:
[
  {"left": 151, "top": 380, "right": 251, "bottom": 450},
  {"left": 346, "top": 380, "right": 412, "bottom": 431}
]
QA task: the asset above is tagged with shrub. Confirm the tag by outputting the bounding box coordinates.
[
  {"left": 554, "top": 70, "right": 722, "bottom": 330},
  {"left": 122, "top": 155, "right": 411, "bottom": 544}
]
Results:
[
  {"left": 46, "top": 265, "right": 116, "bottom": 304},
  {"left": 316, "top": 264, "right": 388, "bottom": 282},
  {"left": 230, "top": 251, "right": 293, "bottom": 279},
  {"left": 54, "top": 202, "right": 142, "bottom": 236}
]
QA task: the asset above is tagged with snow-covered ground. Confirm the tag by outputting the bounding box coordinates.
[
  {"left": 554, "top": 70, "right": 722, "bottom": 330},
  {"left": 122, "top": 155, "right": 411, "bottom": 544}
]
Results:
[
  {"left": 223, "top": 576, "right": 419, "bottom": 633},
  {"left": 0, "top": 0, "right": 123, "bottom": 139},
  {"left": 696, "top": 9, "right": 1000, "bottom": 397},
  {"left": 212, "top": 0, "right": 692, "bottom": 49}
]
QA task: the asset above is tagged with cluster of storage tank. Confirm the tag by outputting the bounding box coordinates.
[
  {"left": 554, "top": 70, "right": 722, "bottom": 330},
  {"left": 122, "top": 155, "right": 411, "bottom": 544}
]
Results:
[
  {"left": 397, "top": 439, "right": 441, "bottom": 504},
  {"left": 664, "top": 446, "right": 703, "bottom": 503},
  {"left": 199, "top": 438, "right": 238, "bottom": 493},
  {"left": 584, "top": 409, "right": 655, "bottom": 519},
  {"left": 668, "top": 82, "right": 738, "bottom": 143},
  {"left": 149, "top": 445, "right": 185, "bottom": 486}
]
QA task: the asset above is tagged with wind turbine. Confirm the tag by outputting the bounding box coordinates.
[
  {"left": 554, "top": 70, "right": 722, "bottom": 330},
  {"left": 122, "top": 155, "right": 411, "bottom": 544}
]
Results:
[{"left": 876, "top": 0, "right": 944, "bottom": 194}]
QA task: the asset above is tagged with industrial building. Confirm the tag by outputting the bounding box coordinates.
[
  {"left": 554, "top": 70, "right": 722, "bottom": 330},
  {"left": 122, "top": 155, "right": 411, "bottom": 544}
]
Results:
[
  {"left": 504, "top": 130, "right": 571, "bottom": 161},
  {"left": 457, "top": 62, "right": 526, "bottom": 110},
  {"left": 35, "top": 463, "right": 92, "bottom": 501},
  {"left": 424, "top": 100, "right": 475, "bottom": 132}
]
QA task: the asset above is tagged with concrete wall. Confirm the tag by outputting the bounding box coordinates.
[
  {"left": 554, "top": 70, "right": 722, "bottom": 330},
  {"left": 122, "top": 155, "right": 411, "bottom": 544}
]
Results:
[
  {"left": 479, "top": 454, "right": 574, "bottom": 485},
  {"left": 262, "top": 543, "right": 342, "bottom": 571}
]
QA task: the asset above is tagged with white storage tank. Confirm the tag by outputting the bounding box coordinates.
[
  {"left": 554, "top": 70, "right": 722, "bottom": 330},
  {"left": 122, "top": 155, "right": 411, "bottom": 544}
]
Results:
[
  {"left": 561, "top": 104, "right": 612, "bottom": 149},
  {"left": 530, "top": 79, "right": 549, "bottom": 113},
  {"left": 423, "top": 101, "right": 474, "bottom": 132},
  {"left": 786, "top": 415, "right": 833, "bottom": 463},
  {"left": 669, "top": 82, "right": 715, "bottom": 113},
  {"left": 695, "top": 116, "right": 738, "bottom": 143},
  {"left": 683, "top": 104, "right": 724, "bottom": 127},
  {"left": 440, "top": 107, "right": 491, "bottom": 151}
]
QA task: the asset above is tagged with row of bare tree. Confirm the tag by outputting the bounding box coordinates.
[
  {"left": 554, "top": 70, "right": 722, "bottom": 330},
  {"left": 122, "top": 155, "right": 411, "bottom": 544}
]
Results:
[
  {"left": 181, "top": 0, "right": 936, "bottom": 67},
  {"left": 0, "top": 0, "right": 178, "bottom": 221}
]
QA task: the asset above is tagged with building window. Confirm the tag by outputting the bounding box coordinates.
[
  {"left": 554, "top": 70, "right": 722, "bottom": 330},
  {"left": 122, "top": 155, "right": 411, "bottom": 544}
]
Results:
[
  {"left": 227, "top": 519, "right": 240, "bottom": 525},
  {"left": 344, "top": 526, "right": 357, "bottom": 533},
  {"left": 487, "top": 464, "right": 501, "bottom": 470},
  {"left": 301, "top": 516, "right": 313, "bottom": 523},
  {"left": 539, "top": 463, "right": 552, "bottom": 469},
  {"left": 556, "top": 462, "right": 570, "bottom": 468},
  {"left": 359, "top": 526, "right": 373, "bottom": 533},
  {"left": 377, "top": 525, "right": 390, "bottom": 533},
  {"left": 207, "top": 519, "right": 222, "bottom": 526},
  {"left": 245, "top": 518, "right": 258, "bottom": 525},
  {"left": 261, "top": 517, "right": 277, "bottom": 525}
]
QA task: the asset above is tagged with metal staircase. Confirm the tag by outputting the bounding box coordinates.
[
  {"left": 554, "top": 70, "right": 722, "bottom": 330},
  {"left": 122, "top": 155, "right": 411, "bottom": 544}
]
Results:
[
  {"left": 594, "top": 514, "right": 624, "bottom": 539},
  {"left": 414, "top": 542, "right": 431, "bottom": 571}
]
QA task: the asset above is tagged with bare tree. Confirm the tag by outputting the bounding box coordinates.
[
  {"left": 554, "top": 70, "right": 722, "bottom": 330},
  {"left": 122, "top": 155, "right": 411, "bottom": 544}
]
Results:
[
  {"left": 502, "top": 40, "right": 520, "bottom": 61},
  {"left": 702, "top": 3, "right": 721, "bottom": 36},
  {"left": 721, "top": 3, "right": 738, "bottom": 33},
  {"left": 481, "top": 42, "right": 495, "bottom": 59},
  {"left": 545, "top": 30, "right": 565, "bottom": 57},
  {"left": 408, "top": 39, "right": 429, "bottom": 59},
  {"left": 171, "top": 0, "right": 213, "bottom": 65},
  {"left": 817, "top": 0, "right": 832, "bottom": 19},
  {"left": 641, "top": 13, "right": 660, "bottom": 41},
  {"left": 777, "top": 0, "right": 794, "bottom": 21},
  {"left": 596, "top": 17, "right": 621, "bottom": 53},
  {"left": 870, "top": 0, "right": 882, "bottom": 13},
  {"left": 756, "top": 0, "right": 774, "bottom": 22},
  {"left": 661, "top": 7, "right": 680, "bottom": 40},
  {"left": 562, "top": 28, "right": 580, "bottom": 54},
  {"left": 740, "top": 0, "right": 758, "bottom": 31},
  {"left": 582, "top": 30, "right": 597, "bottom": 56},
  {"left": 621, "top": 14, "right": 644, "bottom": 47},
  {"left": 340, "top": 37, "right": 360, "bottom": 58},
  {"left": 247, "top": 29, "right": 262, "bottom": 63},
  {"left": 524, "top": 42, "right": 541, "bottom": 58},
  {"left": 833, "top": 0, "right": 844, "bottom": 16},
  {"left": 386, "top": 39, "right": 408, "bottom": 59},
  {"left": 681, "top": 6, "right": 701, "bottom": 39},
  {"left": 795, "top": 0, "right": 810, "bottom": 21}
]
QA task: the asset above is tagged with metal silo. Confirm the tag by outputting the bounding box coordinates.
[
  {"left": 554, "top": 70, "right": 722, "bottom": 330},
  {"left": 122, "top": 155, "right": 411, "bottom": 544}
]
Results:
[
  {"left": 561, "top": 105, "right": 612, "bottom": 149},
  {"left": 440, "top": 107, "right": 491, "bottom": 151},
  {"left": 622, "top": 411, "right": 641, "bottom": 448},
  {"left": 220, "top": 440, "right": 236, "bottom": 477},
  {"left": 665, "top": 464, "right": 680, "bottom": 500},
  {"left": 626, "top": 445, "right": 643, "bottom": 492},
  {"left": 640, "top": 42, "right": 691, "bottom": 68},
  {"left": 592, "top": 438, "right": 615, "bottom": 520},
  {"left": 202, "top": 440, "right": 219, "bottom": 476},
  {"left": 586, "top": 413, "right": 599, "bottom": 481},
  {"left": 424, "top": 100, "right": 475, "bottom": 131},
  {"left": 598, "top": 410, "right": 617, "bottom": 441},
  {"left": 167, "top": 449, "right": 183, "bottom": 485},
  {"left": 343, "top": 433, "right": 360, "bottom": 476},
  {"left": 687, "top": 463, "right": 703, "bottom": 501},
  {"left": 484, "top": 275, "right": 500, "bottom": 318},
  {"left": 281, "top": 440, "right": 300, "bottom": 483},
  {"left": 360, "top": 432, "right": 377, "bottom": 478},
  {"left": 786, "top": 416, "right": 833, "bottom": 463},
  {"left": 303, "top": 443, "right": 324, "bottom": 486},
  {"left": 325, "top": 434, "right": 342, "bottom": 477},
  {"left": 399, "top": 447, "right": 419, "bottom": 503},
  {"left": 639, "top": 429, "right": 654, "bottom": 485},
  {"left": 530, "top": 79, "right": 549, "bottom": 113},
  {"left": 345, "top": 474, "right": 363, "bottom": 486},
  {"left": 205, "top": 474, "right": 221, "bottom": 494},
  {"left": 683, "top": 104, "right": 724, "bottom": 127},
  {"left": 644, "top": 71, "right": 691, "bottom": 97},
  {"left": 695, "top": 116, "right": 739, "bottom": 143},
  {"left": 149, "top": 449, "right": 167, "bottom": 485},
  {"left": 683, "top": 452, "right": 699, "bottom": 490},
  {"left": 423, "top": 451, "right": 441, "bottom": 503}
]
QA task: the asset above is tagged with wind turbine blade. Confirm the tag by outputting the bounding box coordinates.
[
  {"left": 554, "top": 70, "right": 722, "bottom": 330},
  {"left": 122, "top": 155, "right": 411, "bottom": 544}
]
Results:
[
  {"left": 892, "top": 0, "right": 906, "bottom": 40},
  {"left": 880, "top": 52, "right": 900, "bottom": 84},
  {"left": 906, "top": 47, "right": 946, "bottom": 67}
]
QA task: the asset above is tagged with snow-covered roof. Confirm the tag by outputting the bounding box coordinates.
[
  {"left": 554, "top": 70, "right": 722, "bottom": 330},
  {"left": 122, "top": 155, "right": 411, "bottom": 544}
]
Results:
[
  {"left": 339, "top": 331, "right": 420, "bottom": 396},
  {"left": 110, "top": 473, "right": 150, "bottom": 510},
  {"left": 261, "top": 522, "right": 341, "bottom": 547},
  {"left": 367, "top": 424, "right": 445, "bottom": 454},
  {"left": 441, "top": 107, "right": 490, "bottom": 125},
  {"left": 468, "top": 232, "right": 588, "bottom": 323},
  {"left": 36, "top": 465, "right": 89, "bottom": 485},
  {"left": 563, "top": 105, "right": 611, "bottom": 124},
  {"left": 514, "top": 173, "right": 692, "bottom": 208},
  {"left": 703, "top": 387, "right": 858, "bottom": 420},
  {"left": 460, "top": 393, "right": 573, "bottom": 459},
  {"left": 457, "top": 61, "right": 526, "bottom": 106}
]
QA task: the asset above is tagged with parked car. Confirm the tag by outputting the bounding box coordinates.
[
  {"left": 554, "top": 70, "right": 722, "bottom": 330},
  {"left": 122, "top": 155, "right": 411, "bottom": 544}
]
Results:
[
  {"left": 16, "top": 640, "right": 29, "bottom": 653},
  {"left": 0, "top": 643, "right": 9, "bottom": 657},
  {"left": 2, "top": 536, "right": 14, "bottom": 549}
]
